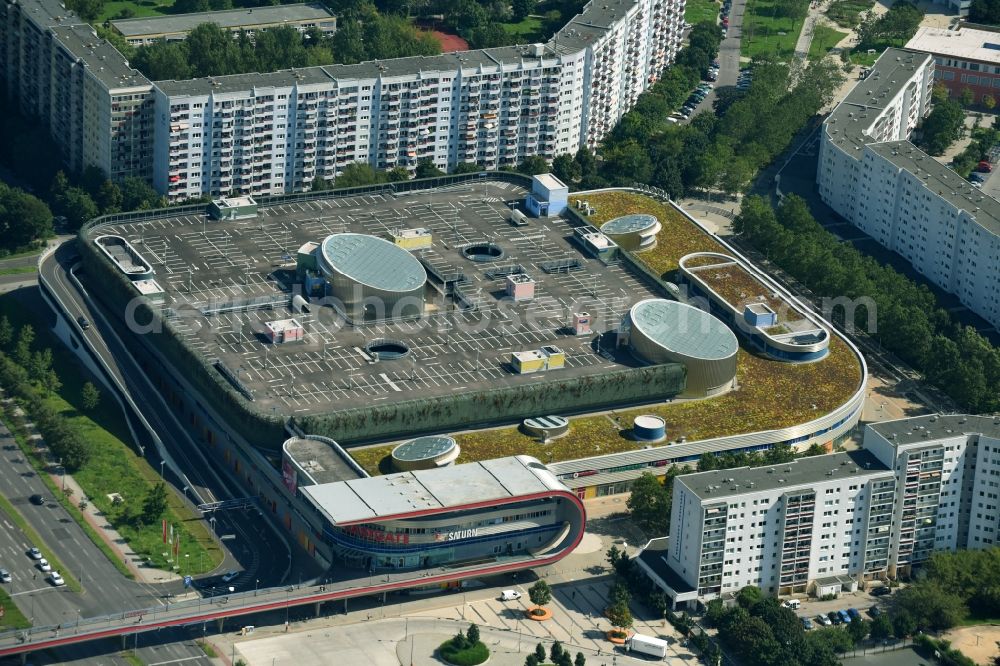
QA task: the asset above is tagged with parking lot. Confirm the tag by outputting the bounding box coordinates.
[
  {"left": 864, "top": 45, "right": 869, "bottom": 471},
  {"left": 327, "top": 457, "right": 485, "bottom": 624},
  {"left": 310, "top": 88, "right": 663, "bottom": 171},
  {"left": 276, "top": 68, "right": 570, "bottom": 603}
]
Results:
[{"left": 102, "top": 181, "right": 662, "bottom": 415}]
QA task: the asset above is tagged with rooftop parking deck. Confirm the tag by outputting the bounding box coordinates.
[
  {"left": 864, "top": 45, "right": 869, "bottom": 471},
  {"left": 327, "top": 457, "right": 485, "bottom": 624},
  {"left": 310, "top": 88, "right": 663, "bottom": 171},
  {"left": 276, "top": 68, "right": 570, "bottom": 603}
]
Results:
[{"left": 98, "top": 181, "right": 666, "bottom": 417}]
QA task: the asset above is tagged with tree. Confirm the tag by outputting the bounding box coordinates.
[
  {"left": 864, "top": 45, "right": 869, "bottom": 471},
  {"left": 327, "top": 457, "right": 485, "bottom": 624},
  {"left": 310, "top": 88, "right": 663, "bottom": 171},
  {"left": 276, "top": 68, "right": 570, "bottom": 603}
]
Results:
[
  {"left": 311, "top": 176, "right": 332, "bottom": 192},
  {"left": 971, "top": 0, "right": 1000, "bottom": 25},
  {"left": 14, "top": 324, "right": 34, "bottom": 367},
  {"left": 81, "top": 382, "right": 101, "bottom": 411},
  {"left": 869, "top": 613, "right": 893, "bottom": 640},
  {"left": 551, "top": 154, "right": 581, "bottom": 185},
  {"left": 892, "top": 609, "right": 917, "bottom": 638},
  {"left": 606, "top": 600, "right": 633, "bottom": 633},
  {"left": 550, "top": 641, "right": 563, "bottom": 662},
  {"left": 385, "top": 167, "right": 411, "bottom": 182},
  {"left": 336, "top": 162, "right": 386, "bottom": 187},
  {"left": 415, "top": 159, "right": 444, "bottom": 179},
  {"left": 574, "top": 653, "right": 586, "bottom": 666},
  {"left": 0, "top": 316, "right": 13, "bottom": 349},
  {"left": 984, "top": 94, "right": 997, "bottom": 111},
  {"left": 466, "top": 623, "right": 480, "bottom": 645},
  {"left": 59, "top": 187, "right": 98, "bottom": 230},
  {"left": 524, "top": 656, "right": 540, "bottom": 666},
  {"left": 626, "top": 472, "right": 670, "bottom": 536},
  {"left": 736, "top": 585, "right": 764, "bottom": 610},
  {"left": 534, "top": 643, "right": 547, "bottom": 661},
  {"left": 28, "top": 348, "right": 52, "bottom": 383},
  {"left": 893, "top": 581, "right": 966, "bottom": 631},
  {"left": 511, "top": 0, "right": 535, "bottom": 20},
  {"left": 96, "top": 180, "right": 123, "bottom": 214},
  {"left": 451, "top": 162, "right": 482, "bottom": 174},
  {"left": 517, "top": 156, "right": 550, "bottom": 175},
  {"left": 847, "top": 618, "right": 869, "bottom": 644},
  {"left": 0, "top": 185, "right": 53, "bottom": 252},
  {"left": 528, "top": 580, "right": 552, "bottom": 610},
  {"left": 141, "top": 482, "right": 169, "bottom": 524},
  {"left": 68, "top": 0, "right": 105, "bottom": 20},
  {"left": 961, "top": 87, "right": 975, "bottom": 108},
  {"left": 120, "top": 177, "right": 164, "bottom": 211}
]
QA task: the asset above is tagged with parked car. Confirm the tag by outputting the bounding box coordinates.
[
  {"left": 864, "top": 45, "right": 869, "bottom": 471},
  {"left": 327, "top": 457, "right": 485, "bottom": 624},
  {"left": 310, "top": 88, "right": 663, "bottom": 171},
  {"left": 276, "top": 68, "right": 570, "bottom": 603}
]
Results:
[
  {"left": 801, "top": 617, "right": 813, "bottom": 630},
  {"left": 221, "top": 570, "right": 240, "bottom": 583},
  {"left": 869, "top": 606, "right": 883, "bottom": 618},
  {"left": 782, "top": 599, "right": 801, "bottom": 610},
  {"left": 49, "top": 572, "right": 65, "bottom": 586},
  {"left": 871, "top": 585, "right": 892, "bottom": 597},
  {"left": 29, "top": 494, "right": 46, "bottom": 506},
  {"left": 847, "top": 608, "right": 861, "bottom": 621},
  {"left": 816, "top": 614, "right": 832, "bottom": 627},
  {"left": 978, "top": 160, "right": 992, "bottom": 172},
  {"left": 37, "top": 558, "right": 51, "bottom": 573},
  {"left": 501, "top": 590, "right": 522, "bottom": 601},
  {"left": 0, "top": 569, "right": 10, "bottom": 583},
  {"left": 27, "top": 548, "right": 42, "bottom": 560},
  {"left": 838, "top": 609, "right": 852, "bottom": 624},
  {"left": 828, "top": 611, "right": 843, "bottom": 625}
]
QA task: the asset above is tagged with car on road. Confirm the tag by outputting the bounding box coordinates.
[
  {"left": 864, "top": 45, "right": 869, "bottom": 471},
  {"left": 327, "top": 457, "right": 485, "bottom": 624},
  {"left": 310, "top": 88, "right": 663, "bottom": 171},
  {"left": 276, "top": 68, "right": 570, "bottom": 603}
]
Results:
[
  {"left": 49, "top": 571, "right": 65, "bottom": 586},
  {"left": 221, "top": 570, "right": 240, "bottom": 583},
  {"left": 27, "top": 547, "right": 42, "bottom": 560},
  {"left": 871, "top": 585, "right": 891, "bottom": 597},
  {"left": 76, "top": 316, "right": 90, "bottom": 330},
  {"left": 37, "top": 558, "right": 51, "bottom": 572},
  {"left": 501, "top": 590, "right": 522, "bottom": 601},
  {"left": 29, "top": 494, "right": 46, "bottom": 506},
  {"left": 0, "top": 569, "right": 10, "bottom": 583},
  {"left": 801, "top": 617, "right": 813, "bottom": 630},
  {"left": 816, "top": 614, "right": 832, "bottom": 626}
]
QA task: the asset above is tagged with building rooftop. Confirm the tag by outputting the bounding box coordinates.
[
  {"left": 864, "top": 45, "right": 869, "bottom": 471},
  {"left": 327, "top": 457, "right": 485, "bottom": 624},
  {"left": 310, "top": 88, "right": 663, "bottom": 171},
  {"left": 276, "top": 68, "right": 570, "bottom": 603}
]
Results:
[
  {"left": 867, "top": 413, "right": 1000, "bottom": 447},
  {"left": 300, "top": 455, "right": 561, "bottom": 525},
  {"left": 675, "top": 449, "right": 890, "bottom": 501},
  {"left": 905, "top": 26, "right": 1000, "bottom": 64},
  {"left": 534, "top": 173, "right": 568, "bottom": 192},
  {"left": 284, "top": 436, "right": 364, "bottom": 485},
  {"left": 110, "top": 2, "right": 335, "bottom": 38},
  {"left": 867, "top": 141, "right": 1000, "bottom": 237},
  {"left": 319, "top": 233, "right": 426, "bottom": 292},
  {"left": 636, "top": 537, "right": 697, "bottom": 594},
  {"left": 628, "top": 299, "right": 738, "bottom": 361},
  {"left": 50, "top": 24, "right": 152, "bottom": 91}
]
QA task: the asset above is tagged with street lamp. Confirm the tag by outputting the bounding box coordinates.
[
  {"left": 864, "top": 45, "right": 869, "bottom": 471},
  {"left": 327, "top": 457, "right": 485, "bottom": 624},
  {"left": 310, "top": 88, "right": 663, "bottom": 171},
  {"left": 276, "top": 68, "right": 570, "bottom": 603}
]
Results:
[
  {"left": 255, "top": 578, "right": 259, "bottom": 597},
  {"left": 160, "top": 460, "right": 165, "bottom": 478}
]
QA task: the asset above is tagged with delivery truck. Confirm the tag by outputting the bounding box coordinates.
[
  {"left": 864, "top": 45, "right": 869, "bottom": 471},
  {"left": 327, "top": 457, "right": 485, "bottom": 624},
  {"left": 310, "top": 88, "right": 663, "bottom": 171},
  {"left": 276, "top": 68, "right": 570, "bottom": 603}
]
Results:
[{"left": 626, "top": 633, "right": 669, "bottom": 659}]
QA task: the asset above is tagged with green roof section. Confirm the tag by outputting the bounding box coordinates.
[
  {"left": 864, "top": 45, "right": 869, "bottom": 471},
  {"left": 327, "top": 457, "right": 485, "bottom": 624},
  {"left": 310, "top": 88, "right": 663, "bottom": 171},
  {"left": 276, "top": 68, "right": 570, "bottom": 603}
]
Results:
[
  {"left": 630, "top": 299, "right": 738, "bottom": 361},
  {"left": 320, "top": 233, "right": 426, "bottom": 292}
]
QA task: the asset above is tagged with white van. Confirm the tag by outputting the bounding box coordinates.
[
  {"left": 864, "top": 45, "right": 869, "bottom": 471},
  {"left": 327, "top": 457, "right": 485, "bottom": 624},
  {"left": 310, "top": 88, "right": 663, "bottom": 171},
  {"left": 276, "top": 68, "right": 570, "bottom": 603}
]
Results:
[{"left": 782, "top": 599, "right": 801, "bottom": 610}]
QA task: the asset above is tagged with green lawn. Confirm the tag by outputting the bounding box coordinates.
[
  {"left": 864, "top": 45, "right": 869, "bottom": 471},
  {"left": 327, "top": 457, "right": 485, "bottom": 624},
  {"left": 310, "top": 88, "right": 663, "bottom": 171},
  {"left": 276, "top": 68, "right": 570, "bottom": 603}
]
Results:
[
  {"left": 825, "top": 0, "right": 874, "bottom": 28},
  {"left": 0, "top": 266, "right": 36, "bottom": 276},
  {"left": 685, "top": 0, "right": 720, "bottom": 25},
  {"left": 0, "top": 294, "right": 224, "bottom": 576},
  {"left": 741, "top": 0, "right": 810, "bottom": 59},
  {"left": 501, "top": 16, "right": 543, "bottom": 40},
  {"left": 846, "top": 49, "right": 879, "bottom": 67},
  {"left": 0, "top": 586, "right": 30, "bottom": 630},
  {"left": 98, "top": 0, "right": 176, "bottom": 23},
  {"left": 808, "top": 25, "right": 848, "bottom": 60}
]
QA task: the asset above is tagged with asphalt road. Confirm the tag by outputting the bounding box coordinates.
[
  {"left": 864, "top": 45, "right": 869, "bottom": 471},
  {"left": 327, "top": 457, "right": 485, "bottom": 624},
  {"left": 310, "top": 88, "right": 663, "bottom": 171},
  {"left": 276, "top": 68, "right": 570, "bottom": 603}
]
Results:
[{"left": 683, "top": 0, "right": 746, "bottom": 121}]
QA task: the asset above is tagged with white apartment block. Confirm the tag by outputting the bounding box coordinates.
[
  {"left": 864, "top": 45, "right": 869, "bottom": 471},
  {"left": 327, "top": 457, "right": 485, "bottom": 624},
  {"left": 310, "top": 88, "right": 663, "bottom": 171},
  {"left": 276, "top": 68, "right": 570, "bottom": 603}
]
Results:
[
  {"left": 864, "top": 414, "right": 1000, "bottom": 574},
  {"left": 818, "top": 48, "right": 1000, "bottom": 330},
  {"left": 0, "top": 0, "right": 683, "bottom": 202},
  {"left": 637, "top": 414, "right": 1000, "bottom": 608}
]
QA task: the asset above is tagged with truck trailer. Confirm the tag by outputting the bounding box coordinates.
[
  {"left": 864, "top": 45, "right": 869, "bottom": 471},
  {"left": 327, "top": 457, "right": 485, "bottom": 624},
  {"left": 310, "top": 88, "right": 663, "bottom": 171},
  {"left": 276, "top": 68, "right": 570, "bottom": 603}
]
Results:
[{"left": 626, "top": 633, "right": 669, "bottom": 659}]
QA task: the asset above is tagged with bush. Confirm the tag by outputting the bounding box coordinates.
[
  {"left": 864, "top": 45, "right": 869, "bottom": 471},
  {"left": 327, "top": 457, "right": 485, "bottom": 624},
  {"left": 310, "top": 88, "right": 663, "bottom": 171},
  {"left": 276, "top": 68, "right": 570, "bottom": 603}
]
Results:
[{"left": 439, "top": 637, "right": 490, "bottom": 666}]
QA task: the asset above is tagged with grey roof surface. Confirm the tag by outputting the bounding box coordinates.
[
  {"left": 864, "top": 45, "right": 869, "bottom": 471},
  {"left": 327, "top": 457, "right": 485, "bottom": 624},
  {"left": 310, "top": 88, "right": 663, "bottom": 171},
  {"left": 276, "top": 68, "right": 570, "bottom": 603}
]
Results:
[
  {"left": 392, "top": 436, "right": 457, "bottom": 462},
  {"left": 320, "top": 233, "right": 426, "bottom": 292},
  {"left": 15, "top": 0, "right": 82, "bottom": 28},
  {"left": 50, "top": 25, "right": 152, "bottom": 90},
  {"left": 867, "top": 414, "right": 1000, "bottom": 447},
  {"left": 637, "top": 537, "right": 696, "bottom": 593},
  {"left": 825, "top": 48, "right": 1000, "bottom": 237},
  {"left": 111, "top": 3, "right": 334, "bottom": 37},
  {"left": 601, "top": 214, "right": 658, "bottom": 235},
  {"left": 675, "top": 449, "right": 891, "bottom": 501},
  {"left": 629, "top": 299, "right": 738, "bottom": 360},
  {"left": 284, "top": 436, "right": 362, "bottom": 485},
  {"left": 300, "top": 455, "right": 557, "bottom": 525}
]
